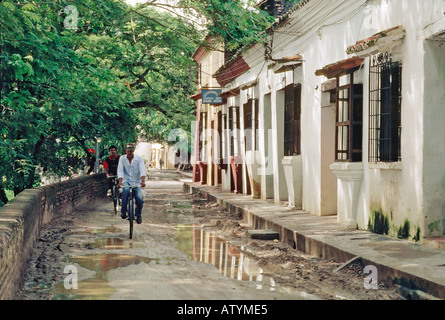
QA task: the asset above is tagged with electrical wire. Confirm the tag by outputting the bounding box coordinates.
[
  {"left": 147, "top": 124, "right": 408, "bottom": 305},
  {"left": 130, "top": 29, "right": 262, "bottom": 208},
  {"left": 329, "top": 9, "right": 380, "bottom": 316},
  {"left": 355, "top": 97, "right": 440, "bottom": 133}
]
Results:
[{"left": 197, "top": 1, "right": 371, "bottom": 92}]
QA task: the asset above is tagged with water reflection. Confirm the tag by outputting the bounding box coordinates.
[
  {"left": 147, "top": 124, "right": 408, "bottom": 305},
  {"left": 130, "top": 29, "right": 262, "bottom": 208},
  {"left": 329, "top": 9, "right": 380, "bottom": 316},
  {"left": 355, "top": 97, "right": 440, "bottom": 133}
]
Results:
[
  {"left": 175, "top": 225, "right": 278, "bottom": 291},
  {"left": 83, "top": 238, "right": 145, "bottom": 250},
  {"left": 71, "top": 253, "right": 156, "bottom": 274},
  {"left": 53, "top": 275, "right": 115, "bottom": 300},
  {"left": 52, "top": 253, "right": 158, "bottom": 300},
  {"left": 79, "top": 226, "right": 122, "bottom": 235}
]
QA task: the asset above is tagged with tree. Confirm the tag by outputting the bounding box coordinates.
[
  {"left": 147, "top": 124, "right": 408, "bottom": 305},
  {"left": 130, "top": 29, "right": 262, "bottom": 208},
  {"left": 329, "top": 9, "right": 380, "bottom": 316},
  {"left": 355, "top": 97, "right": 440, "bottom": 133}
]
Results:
[
  {"left": 0, "top": 0, "right": 276, "bottom": 205},
  {"left": 0, "top": 0, "right": 138, "bottom": 201}
]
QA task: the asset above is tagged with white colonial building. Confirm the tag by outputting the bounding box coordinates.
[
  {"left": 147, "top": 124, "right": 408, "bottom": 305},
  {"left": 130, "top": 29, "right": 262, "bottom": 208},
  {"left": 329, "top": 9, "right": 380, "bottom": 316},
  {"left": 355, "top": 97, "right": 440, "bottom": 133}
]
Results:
[{"left": 191, "top": 0, "right": 445, "bottom": 243}]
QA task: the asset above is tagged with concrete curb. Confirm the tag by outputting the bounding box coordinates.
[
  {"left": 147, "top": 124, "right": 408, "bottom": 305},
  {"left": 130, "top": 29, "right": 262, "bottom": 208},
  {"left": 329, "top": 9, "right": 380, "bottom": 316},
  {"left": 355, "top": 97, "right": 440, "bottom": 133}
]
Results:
[{"left": 182, "top": 181, "right": 445, "bottom": 300}]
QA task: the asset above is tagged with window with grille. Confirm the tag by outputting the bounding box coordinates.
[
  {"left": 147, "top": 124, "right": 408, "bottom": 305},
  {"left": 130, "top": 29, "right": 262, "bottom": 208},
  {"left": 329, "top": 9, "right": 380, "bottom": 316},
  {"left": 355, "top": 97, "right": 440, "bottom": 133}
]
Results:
[
  {"left": 284, "top": 83, "right": 301, "bottom": 156},
  {"left": 229, "top": 106, "right": 240, "bottom": 157},
  {"left": 335, "top": 73, "right": 363, "bottom": 162},
  {"left": 199, "top": 111, "right": 206, "bottom": 161},
  {"left": 218, "top": 111, "right": 223, "bottom": 161},
  {"left": 369, "top": 52, "right": 402, "bottom": 162},
  {"left": 244, "top": 99, "right": 253, "bottom": 152},
  {"left": 243, "top": 99, "right": 259, "bottom": 152}
]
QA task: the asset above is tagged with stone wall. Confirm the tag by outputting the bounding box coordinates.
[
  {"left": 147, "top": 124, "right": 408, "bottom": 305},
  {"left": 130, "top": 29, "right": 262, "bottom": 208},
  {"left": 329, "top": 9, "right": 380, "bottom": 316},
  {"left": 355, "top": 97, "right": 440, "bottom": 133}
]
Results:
[{"left": 0, "top": 173, "right": 107, "bottom": 299}]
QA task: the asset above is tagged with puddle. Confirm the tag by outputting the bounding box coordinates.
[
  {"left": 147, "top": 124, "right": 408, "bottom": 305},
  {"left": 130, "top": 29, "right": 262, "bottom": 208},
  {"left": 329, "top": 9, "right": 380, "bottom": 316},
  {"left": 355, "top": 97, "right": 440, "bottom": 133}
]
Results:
[
  {"left": 52, "top": 253, "right": 159, "bottom": 300},
  {"left": 175, "top": 225, "right": 268, "bottom": 284},
  {"left": 53, "top": 275, "right": 115, "bottom": 300},
  {"left": 79, "top": 226, "right": 122, "bottom": 235},
  {"left": 174, "top": 225, "right": 320, "bottom": 298},
  {"left": 83, "top": 238, "right": 145, "bottom": 250},
  {"left": 70, "top": 253, "right": 157, "bottom": 273}
]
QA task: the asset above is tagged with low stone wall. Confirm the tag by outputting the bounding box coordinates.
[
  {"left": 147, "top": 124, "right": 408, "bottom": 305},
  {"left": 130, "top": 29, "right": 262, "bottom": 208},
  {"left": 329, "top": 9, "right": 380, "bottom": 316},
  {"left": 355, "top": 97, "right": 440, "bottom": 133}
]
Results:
[{"left": 0, "top": 173, "right": 108, "bottom": 299}]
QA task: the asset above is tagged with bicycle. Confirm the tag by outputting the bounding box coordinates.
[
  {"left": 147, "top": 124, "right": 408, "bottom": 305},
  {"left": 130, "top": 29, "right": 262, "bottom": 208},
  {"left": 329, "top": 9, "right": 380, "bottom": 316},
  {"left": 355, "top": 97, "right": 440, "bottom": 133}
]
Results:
[
  {"left": 108, "top": 175, "right": 121, "bottom": 214},
  {"left": 121, "top": 185, "right": 140, "bottom": 239}
]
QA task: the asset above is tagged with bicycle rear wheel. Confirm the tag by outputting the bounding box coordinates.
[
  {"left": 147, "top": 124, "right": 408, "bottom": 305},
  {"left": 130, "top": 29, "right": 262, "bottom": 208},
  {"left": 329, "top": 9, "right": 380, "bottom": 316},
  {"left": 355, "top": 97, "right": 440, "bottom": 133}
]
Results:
[
  {"left": 112, "top": 184, "right": 118, "bottom": 214},
  {"left": 128, "top": 195, "right": 134, "bottom": 239}
]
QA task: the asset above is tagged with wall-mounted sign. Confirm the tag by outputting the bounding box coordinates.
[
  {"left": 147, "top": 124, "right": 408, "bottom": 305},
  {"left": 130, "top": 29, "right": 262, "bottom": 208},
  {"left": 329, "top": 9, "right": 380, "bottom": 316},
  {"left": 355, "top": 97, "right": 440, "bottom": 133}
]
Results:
[{"left": 202, "top": 89, "right": 223, "bottom": 104}]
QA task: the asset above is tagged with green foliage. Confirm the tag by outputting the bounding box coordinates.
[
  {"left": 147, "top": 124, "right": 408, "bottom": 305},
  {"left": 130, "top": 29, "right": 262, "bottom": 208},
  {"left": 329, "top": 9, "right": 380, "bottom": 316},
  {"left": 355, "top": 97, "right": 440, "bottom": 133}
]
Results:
[
  {"left": 160, "top": 0, "right": 275, "bottom": 50},
  {"left": 0, "top": 0, "right": 275, "bottom": 204},
  {"left": 0, "top": 0, "right": 137, "bottom": 200}
]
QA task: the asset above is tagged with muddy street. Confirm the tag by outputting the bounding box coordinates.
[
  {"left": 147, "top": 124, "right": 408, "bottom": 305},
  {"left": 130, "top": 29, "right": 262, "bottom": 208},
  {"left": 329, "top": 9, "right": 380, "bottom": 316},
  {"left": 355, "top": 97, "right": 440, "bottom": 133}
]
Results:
[{"left": 17, "top": 169, "right": 403, "bottom": 301}]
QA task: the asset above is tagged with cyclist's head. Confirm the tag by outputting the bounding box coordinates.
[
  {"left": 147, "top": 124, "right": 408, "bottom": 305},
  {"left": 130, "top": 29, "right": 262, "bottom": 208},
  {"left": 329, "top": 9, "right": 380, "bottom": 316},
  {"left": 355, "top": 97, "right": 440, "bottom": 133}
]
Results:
[
  {"left": 125, "top": 143, "right": 135, "bottom": 157},
  {"left": 126, "top": 143, "right": 135, "bottom": 151}
]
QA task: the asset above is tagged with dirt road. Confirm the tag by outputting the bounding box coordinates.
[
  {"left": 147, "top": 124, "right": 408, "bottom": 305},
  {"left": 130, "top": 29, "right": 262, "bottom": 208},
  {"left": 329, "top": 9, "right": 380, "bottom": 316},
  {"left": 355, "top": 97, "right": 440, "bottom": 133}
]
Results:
[{"left": 17, "top": 169, "right": 403, "bottom": 301}]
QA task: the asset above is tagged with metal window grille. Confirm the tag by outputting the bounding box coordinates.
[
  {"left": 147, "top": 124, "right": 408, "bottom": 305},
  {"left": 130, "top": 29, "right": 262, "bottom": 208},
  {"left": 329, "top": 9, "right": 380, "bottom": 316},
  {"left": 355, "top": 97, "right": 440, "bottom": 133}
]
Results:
[
  {"left": 199, "top": 112, "right": 206, "bottom": 161},
  {"left": 228, "top": 107, "right": 234, "bottom": 156},
  {"left": 243, "top": 99, "right": 259, "bottom": 152},
  {"left": 336, "top": 86, "right": 350, "bottom": 161},
  {"left": 229, "top": 106, "right": 240, "bottom": 157},
  {"left": 284, "top": 83, "right": 301, "bottom": 156},
  {"left": 334, "top": 75, "right": 363, "bottom": 162},
  {"left": 217, "top": 111, "right": 223, "bottom": 161},
  {"left": 369, "top": 52, "right": 402, "bottom": 162},
  {"left": 254, "top": 101, "right": 259, "bottom": 151},
  {"left": 244, "top": 99, "right": 253, "bottom": 152}
]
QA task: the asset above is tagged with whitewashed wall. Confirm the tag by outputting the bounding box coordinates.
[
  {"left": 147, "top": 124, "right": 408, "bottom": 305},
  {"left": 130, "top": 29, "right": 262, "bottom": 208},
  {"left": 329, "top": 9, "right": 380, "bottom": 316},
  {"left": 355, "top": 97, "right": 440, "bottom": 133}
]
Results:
[{"left": 218, "top": 0, "right": 445, "bottom": 240}]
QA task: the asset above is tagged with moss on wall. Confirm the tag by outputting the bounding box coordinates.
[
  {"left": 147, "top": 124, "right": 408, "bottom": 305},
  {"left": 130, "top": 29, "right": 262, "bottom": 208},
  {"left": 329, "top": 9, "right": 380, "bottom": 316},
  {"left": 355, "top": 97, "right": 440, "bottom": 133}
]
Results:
[
  {"left": 427, "top": 220, "right": 440, "bottom": 234},
  {"left": 413, "top": 227, "right": 421, "bottom": 242},
  {"left": 368, "top": 209, "right": 389, "bottom": 235},
  {"left": 368, "top": 207, "right": 421, "bottom": 242},
  {"left": 397, "top": 219, "right": 410, "bottom": 239}
]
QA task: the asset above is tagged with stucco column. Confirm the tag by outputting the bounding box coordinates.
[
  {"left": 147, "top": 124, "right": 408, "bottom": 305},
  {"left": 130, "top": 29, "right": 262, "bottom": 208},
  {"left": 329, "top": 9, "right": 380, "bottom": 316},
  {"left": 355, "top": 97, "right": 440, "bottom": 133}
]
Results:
[
  {"left": 282, "top": 156, "right": 302, "bottom": 208},
  {"left": 330, "top": 162, "right": 364, "bottom": 228}
]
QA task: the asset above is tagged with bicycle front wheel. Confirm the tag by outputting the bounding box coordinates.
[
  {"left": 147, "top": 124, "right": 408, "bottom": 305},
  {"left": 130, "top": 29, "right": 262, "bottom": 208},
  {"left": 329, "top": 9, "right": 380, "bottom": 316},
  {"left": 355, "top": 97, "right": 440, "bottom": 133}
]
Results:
[
  {"left": 112, "top": 185, "right": 118, "bottom": 214},
  {"left": 128, "top": 196, "right": 134, "bottom": 239}
]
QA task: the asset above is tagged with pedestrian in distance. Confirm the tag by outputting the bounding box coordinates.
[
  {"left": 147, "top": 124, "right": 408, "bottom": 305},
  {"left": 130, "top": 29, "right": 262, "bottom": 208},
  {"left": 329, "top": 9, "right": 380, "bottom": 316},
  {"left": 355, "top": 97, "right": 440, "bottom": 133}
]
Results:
[
  {"left": 86, "top": 149, "right": 96, "bottom": 174},
  {"left": 117, "top": 143, "right": 146, "bottom": 224}
]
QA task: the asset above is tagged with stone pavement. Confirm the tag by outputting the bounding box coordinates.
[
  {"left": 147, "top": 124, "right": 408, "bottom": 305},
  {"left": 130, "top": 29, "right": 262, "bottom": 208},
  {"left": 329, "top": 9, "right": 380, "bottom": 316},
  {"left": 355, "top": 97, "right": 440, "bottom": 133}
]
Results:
[{"left": 174, "top": 171, "right": 445, "bottom": 300}]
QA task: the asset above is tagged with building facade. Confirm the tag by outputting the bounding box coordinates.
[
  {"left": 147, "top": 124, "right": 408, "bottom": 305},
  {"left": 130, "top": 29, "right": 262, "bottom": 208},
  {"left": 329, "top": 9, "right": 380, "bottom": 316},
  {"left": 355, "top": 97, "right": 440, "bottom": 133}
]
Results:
[{"left": 191, "top": 0, "right": 445, "bottom": 242}]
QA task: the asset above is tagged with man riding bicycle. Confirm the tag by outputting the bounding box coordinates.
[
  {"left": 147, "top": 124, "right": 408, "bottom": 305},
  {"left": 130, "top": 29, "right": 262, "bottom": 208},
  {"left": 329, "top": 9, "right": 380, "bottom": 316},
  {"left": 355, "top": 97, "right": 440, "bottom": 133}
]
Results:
[
  {"left": 104, "top": 145, "right": 120, "bottom": 192},
  {"left": 117, "top": 143, "right": 146, "bottom": 224}
]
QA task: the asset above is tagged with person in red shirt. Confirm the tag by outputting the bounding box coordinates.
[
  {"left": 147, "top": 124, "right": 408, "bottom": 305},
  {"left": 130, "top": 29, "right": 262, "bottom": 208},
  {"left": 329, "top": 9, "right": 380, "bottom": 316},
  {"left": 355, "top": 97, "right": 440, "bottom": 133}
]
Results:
[{"left": 103, "top": 146, "right": 120, "bottom": 191}]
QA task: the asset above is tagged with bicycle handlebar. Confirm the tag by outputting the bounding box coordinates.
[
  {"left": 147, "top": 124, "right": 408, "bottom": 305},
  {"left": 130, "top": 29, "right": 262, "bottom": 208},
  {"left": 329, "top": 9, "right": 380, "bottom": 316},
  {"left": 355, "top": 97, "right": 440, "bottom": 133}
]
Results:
[{"left": 121, "top": 185, "right": 141, "bottom": 189}]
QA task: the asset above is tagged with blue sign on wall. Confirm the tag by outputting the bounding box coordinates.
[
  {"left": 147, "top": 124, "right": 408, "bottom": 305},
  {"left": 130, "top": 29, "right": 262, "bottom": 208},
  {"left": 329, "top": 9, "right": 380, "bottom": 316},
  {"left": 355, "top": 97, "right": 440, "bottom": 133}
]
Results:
[{"left": 202, "top": 89, "right": 223, "bottom": 104}]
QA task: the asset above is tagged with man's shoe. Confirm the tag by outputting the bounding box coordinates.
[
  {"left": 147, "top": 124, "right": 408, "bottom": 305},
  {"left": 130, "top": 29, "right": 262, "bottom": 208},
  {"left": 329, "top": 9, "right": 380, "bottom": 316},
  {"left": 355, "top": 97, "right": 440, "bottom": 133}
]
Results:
[
  {"left": 136, "top": 216, "right": 142, "bottom": 224},
  {"left": 121, "top": 212, "right": 127, "bottom": 219}
]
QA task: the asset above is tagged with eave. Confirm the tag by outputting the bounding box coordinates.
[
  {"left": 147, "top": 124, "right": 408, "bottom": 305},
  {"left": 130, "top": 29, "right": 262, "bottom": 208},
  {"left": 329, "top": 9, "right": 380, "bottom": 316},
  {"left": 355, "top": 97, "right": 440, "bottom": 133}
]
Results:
[
  {"left": 315, "top": 57, "right": 364, "bottom": 79},
  {"left": 346, "top": 26, "right": 406, "bottom": 56},
  {"left": 214, "top": 55, "right": 250, "bottom": 87}
]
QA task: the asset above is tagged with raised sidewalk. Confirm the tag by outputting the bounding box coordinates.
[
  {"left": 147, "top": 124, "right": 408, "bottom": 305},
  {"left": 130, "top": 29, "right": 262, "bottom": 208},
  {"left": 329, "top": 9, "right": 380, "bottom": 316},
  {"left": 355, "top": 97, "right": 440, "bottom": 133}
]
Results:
[{"left": 180, "top": 177, "right": 445, "bottom": 300}]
